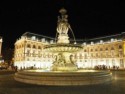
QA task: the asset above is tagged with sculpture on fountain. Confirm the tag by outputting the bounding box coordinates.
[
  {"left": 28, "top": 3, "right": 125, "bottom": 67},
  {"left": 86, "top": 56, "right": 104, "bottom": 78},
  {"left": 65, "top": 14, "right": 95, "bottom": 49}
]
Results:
[{"left": 57, "top": 8, "right": 70, "bottom": 44}]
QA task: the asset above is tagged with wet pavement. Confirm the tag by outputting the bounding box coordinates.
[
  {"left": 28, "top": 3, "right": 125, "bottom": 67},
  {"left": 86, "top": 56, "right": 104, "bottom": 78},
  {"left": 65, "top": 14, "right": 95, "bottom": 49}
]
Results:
[{"left": 0, "top": 70, "right": 125, "bottom": 94}]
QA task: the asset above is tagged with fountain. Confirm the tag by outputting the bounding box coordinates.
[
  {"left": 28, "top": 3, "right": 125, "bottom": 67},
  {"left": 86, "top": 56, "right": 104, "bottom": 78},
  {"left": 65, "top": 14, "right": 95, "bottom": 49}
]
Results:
[
  {"left": 14, "top": 8, "right": 112, "bottom": 85},
  {"left": 44, "top": 8, "right": 82, "bottom": 71}
]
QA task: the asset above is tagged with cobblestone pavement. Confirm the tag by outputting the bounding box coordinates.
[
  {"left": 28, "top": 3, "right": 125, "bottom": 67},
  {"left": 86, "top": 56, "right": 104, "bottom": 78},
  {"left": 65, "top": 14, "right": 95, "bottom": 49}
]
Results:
[{"left": 0, "top": 70, "right": 125, "bottom": 94}]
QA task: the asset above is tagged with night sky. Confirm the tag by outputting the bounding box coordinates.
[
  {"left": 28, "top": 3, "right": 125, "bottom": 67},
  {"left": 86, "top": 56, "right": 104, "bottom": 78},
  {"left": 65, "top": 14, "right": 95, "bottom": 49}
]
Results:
[{"left": 1, "top": 1, "right": 125, "bottom": 49}]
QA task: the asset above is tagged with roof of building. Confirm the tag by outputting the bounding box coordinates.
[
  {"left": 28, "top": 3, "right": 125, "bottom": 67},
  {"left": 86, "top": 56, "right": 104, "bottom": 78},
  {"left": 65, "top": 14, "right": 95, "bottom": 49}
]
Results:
[
  {"left": 21, "top": 32, "right": 125, "bottom": 44},
  {"left": 83, "top": 32, "right": 125, "bottom": 44},
  {"left": 22, "top": 32, "right": 55, "bottom": 40}
]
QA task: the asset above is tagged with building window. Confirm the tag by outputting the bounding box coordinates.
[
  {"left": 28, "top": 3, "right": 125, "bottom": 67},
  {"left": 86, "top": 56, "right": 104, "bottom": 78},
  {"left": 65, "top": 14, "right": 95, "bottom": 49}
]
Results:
[
  {"left": 38, "top": 46, "right": 41, "bottom": 49},
  {"left": 112, "top": 59, "right": 115, "bottom": 66},
  {"left": 85, "top": 54, "right": 87, "bottom": 58},
  {"left": 84, "top": 49, "right": 87, "bottom": 52},
  {"left": 16, "top": 46, "right": 18, "bottom": 49},
  {"left": 111, "top": 38, "right": 114, "bottom": 42},
  {"left": 100, "top": 48, "right": 103, "bottom": 51},
  {"left": 41, "top": 38, "right": 45, "bottom": 42},
  {"left": 90, "top": 49, "right": 93, "bottom": 52},
  {"left": 19, "top": 45, "right": 21, "bottom": 49},
  {"left": 120, "top": 59, "right": 124, "bottom": 68},
  {"left": 105, "top": 48, "right": 108, "bottom": 51},
  {"left": 119, "top": 51, "right": 123, "bottom": 57},
  {"left": 79, "top": 54, "right": 83, "bottom": 59},
  {"left": 91, "top": 53, "right": 93, "bottom": 57},
  {"left": 100, "top": 53, "right": 103, "bottom": 57},
  {"left": 111, "top": 47, "right": 114, "bottom": 50},
  {"left": 96, "top": 53, "right": 98, "bottom": 57},
  {"left": 106, "top": 52, "right": 108, "bottom": 57},
  {"left": 32, "top": 50, "right": 35, "bottom": 57},
  {"left": 100, "top": 40, "right": 103, "bottom": 43},
  {"left": 27, "top": 44, "right": 31, "bottom": 48},
  {"left": 33, "top": 45, "right": 36, "bottom": 49},
  {"left": 80, "top": 60, "right": 82, "bottom": 62},
  {"left": 111, "top": 52, "right": 114, "bottom": 57},
  {"left": 95, "top": 49, "right": 98, "bottom": 51},
  {"left": 38, "top": 51, "right": 41, "bottom": 57},
  {"left": 118, "top": 45, "right": 122, "bottom": 49},
  {"left": 27, "top": 50, "right": 30, "bottom": 56}
]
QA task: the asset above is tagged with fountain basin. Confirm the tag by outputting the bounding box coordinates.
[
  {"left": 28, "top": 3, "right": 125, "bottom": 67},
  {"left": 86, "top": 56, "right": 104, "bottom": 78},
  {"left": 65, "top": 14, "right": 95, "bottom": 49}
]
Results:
[
  {"left": 44, "top": 44, "right": 83, "bottom": 52},
  {"left": 14, "top": 70, "right": 112, "bottom": 86}
]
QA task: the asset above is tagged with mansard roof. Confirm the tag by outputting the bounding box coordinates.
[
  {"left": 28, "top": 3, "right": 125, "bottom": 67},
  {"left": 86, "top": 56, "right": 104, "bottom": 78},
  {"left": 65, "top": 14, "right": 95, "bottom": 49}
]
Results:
[
  {"left": 21, "top": 32, "right": 125, "bottom": 44},
  {"left": 83, "top": 32, "right": 125, "bottom": 44},
  {"left": 22, "top": 32, "right": 55, "bottom": 42}
]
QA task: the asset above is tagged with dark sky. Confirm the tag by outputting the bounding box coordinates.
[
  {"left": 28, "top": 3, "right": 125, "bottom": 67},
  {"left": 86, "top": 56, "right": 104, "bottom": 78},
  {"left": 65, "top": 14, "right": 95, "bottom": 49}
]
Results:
[{"left": 1, "top": 0, "right": 125, "bottom": 49}]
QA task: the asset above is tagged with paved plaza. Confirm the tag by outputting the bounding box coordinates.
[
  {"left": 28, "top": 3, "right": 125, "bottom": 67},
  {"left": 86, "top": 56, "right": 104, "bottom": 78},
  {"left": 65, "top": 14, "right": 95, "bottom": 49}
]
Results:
[{"left": 0, "top": 70, "right": 125, "bottom": 94}]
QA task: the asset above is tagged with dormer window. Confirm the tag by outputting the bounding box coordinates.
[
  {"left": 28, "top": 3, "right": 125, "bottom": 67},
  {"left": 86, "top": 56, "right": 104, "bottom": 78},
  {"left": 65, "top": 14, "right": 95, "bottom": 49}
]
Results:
[{"left": 100, "top": 40, "right": 103, "bottom": 43}]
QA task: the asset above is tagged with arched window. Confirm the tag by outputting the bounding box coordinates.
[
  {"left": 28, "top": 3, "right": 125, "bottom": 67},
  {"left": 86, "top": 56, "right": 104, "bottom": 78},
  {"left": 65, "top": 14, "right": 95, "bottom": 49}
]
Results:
[
  {"left": 84, "top": 49, "right": 87, "bottom": 52},
  {"left": 22, "top": 44, "right": 24, "bottom": 48},
  {"left": 33, "top": 45, "right": 36, "bottom": 49},
  {"left": 32, "top": 50, "right": 35, "bottom": 57},
  {"left": 111, "top": 47, "right": 114, "bottom": 50},
  {"left": 16, "top": 46, "right": 18, "bottom": 49},
  {"left": 38, "top": 51, "right": 41, "bottom": 57},
  {"left": 85, "top": 54, "right": 87, "bottom": 58},
  {"left": 91, "top": 53, "right": 93, "bottom": 57},
  {"left": 27, "top": 44, "right": 31, "bottom": 48},
  {"left": 79, "top": 54, "right": 83, "bottom": 59},
  {"left": 105, "top": 48, "right": 108, "bottom": 51},
  {"left": 38, "top": 46, "right": 41, "bottom": 49},
  {"left": 90, "top": 49, "right": 93, "bottom": 52},
  {"left": 96, "top": 53, "right": 98, "bottom": 57},
  {"left": 27, "top": 50, "right": 30, "bottom": 56},
  {"left": 19, "top": 45, "right": 21, "bottom": 48},
  {"left": 118, "top": 45, "right": 122, "bottom": 49},
  {"left": 100, "top": 48, "right": 103, "bottom": 51},
  {"left": 95, "top": 49, "right": 98, "bottom": 51}
]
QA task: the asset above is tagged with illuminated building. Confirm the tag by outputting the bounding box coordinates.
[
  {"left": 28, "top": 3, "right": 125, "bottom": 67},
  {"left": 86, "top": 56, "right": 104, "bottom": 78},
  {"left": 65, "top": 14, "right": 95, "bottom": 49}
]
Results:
[
  {"left": 0, "top": 36, "right": 2, "bottom": 55},
  {"left": 14, "top": 32, "right": 125, "bottom": 70},
  {"left": 14, "top": 32, "right": 55, "bottom": 69},
  {"left": 0, "top": 36, "right": 3, "bottom": 63}
]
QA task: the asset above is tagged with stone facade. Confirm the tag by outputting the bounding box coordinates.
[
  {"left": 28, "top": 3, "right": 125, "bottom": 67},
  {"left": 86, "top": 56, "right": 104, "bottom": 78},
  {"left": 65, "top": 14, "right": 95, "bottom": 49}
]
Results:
[{"left": 14, "top": 32, "right": 125, "bottom": 70}]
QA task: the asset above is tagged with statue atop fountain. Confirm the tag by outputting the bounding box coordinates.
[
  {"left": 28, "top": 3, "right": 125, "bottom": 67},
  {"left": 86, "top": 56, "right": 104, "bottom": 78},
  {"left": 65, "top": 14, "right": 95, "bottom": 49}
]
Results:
[{"left": 57, "top": 8, "right": 70, "bottom": 44}]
